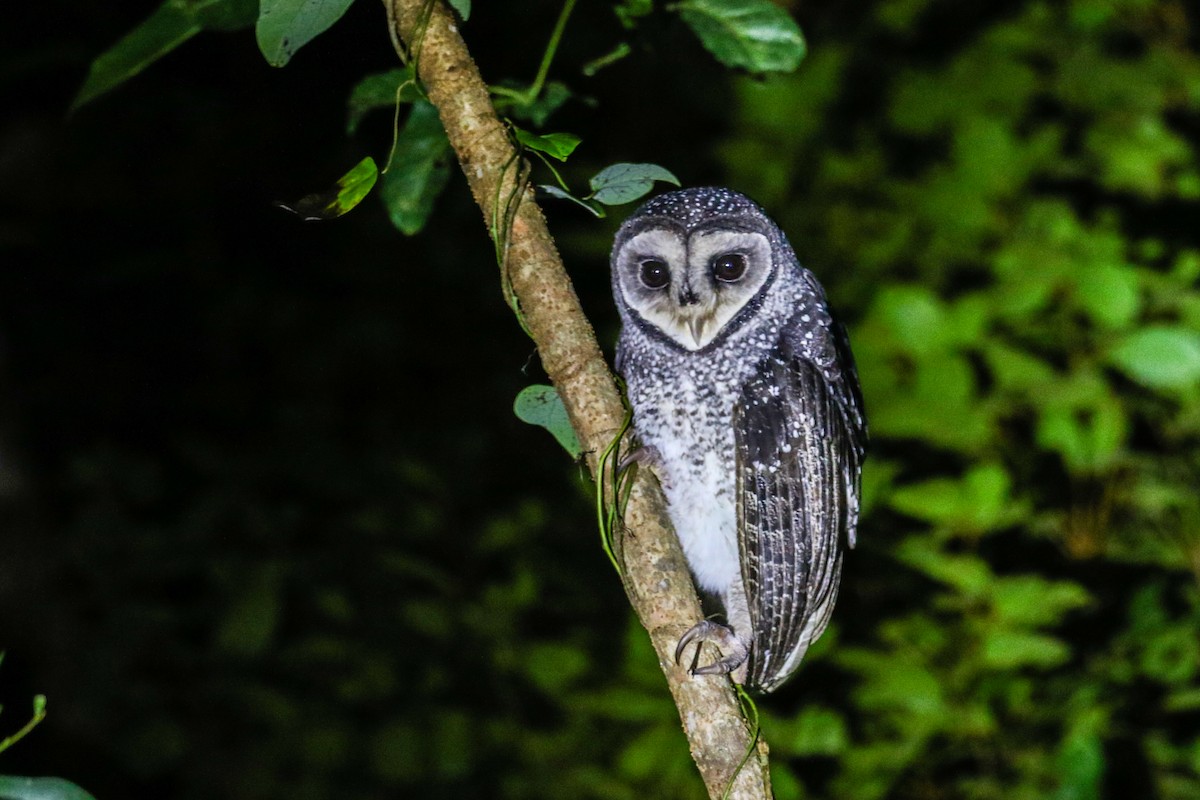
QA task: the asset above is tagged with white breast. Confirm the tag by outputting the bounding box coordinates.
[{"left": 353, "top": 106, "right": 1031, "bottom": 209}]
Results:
[{"left": 635, "top": 380, "right": 739, "bottom": 596}]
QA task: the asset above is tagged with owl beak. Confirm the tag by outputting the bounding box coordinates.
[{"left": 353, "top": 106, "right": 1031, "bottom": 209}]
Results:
[{"left": 687, "top": 317, "right": 708, "bottom": 348}]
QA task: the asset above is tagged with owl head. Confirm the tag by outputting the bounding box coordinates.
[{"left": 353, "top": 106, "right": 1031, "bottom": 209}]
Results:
[{"left": 611, "top": 188, "right": 793, "bottom": 352}]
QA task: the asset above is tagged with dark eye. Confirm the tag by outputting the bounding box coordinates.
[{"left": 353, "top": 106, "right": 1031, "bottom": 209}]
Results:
[
  {"left": 712, "top": 253, "right": 748, "bottom": 283},
  {"left": 639, "top": 259, "right": 670, "bottom": 289}
]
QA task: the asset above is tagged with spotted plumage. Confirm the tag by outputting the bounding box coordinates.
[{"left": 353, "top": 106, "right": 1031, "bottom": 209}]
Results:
[{"left": 611, "top": 187, "right": 867, "bottom": 693}]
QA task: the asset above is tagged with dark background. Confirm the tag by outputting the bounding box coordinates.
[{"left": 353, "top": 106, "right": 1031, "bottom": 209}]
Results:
[{"left": 2, "top": 1, "right": 1199, "bottom": 799}]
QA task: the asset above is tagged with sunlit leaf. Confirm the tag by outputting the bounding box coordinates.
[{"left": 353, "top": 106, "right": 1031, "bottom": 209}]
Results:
[
  {"left": 72, "top": 2, "right": 203, "bottom": 110},
  {"left": 380, "top": 101, "right": 451, "bottom": 235},
  {"left": 982, "top": 630, "right": 1071, "bottom": 669},
  {"left": 513, "top": 385, "right": 583, "bottom": 458},
  {"left": 513, "top": 129, "right": 581, "bottom": 161},
  {"left": 277, "top": 157, "right": 379, "bottom": 220},
  {"left": 256, "top": 0, "right": 357, "bottom": 67},
  {"left": 992, "top": 576, "right": 1092, "bottom": 628},
  {"left": 1075, "top": 263, "right": 1141, "bottom": 329},
  {"left": 446, "top": 0, "right": 470, "bottom": 19},
  {"left": 589, "top": 162, "right": 680, "bottom": 205},
  {"left": 1109, "top": 326, "right": 1200, "bottom": 390},
  {"left": 0, "top": 777, "right": 98, "bottom": 800},
  {"left": 675, "top": 0, "right": 806, "bottom": 74}
]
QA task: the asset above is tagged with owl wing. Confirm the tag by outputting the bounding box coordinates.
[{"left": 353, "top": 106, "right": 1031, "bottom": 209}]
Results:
[{"left": 733, "top": 316, "right": 867, "bottom": 692}]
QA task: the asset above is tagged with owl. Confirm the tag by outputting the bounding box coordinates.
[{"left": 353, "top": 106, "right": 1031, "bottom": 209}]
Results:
[{"left": 611, "top": 187, "right": 867, "bottom": 693}]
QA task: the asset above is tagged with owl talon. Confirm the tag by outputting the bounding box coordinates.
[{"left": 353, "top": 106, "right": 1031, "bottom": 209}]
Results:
[
  {"left": 675, "top": 620, "right": 750, "bottom": 679},
  {"left": 618, "top": 444, "right": 663, "bottom": 474}
]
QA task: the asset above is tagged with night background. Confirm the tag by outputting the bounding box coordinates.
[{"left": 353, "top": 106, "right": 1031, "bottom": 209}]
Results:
[{"left": 2, "top": 1, "right": 1199, "bottom": 798}]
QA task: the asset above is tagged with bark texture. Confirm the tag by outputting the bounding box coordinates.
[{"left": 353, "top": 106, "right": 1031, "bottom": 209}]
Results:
[{"left": 383, "top": 2, "right": 773, "bottom": 798}]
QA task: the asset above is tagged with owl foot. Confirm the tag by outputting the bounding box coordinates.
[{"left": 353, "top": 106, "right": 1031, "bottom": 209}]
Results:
[
  {"left": 675, "top": 620, "right": 750, "bottom": 682},
  {"left": 617, "top": 444, "right": 663, "bottom": 474}
]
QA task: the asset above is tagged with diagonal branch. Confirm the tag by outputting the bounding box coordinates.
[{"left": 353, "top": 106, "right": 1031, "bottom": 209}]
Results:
[{"left": 381, "top": 1, "right": 773, "bottom": 798}]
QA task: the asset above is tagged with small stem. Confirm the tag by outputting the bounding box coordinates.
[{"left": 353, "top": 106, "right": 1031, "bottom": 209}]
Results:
[
  {"left": 0, "top": 695, "right": 47, "bottom": 755},
  {"left": 527, "top": 0, "right": 577, "bottom": 102}
]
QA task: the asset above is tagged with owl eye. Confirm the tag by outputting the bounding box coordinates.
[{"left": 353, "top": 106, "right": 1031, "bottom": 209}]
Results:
[
  {"left": 639, "top": 259, "right": 670, "bottom": 289},
  {"left": 712, "top": 253, "right": 748, "bottom": 283}
]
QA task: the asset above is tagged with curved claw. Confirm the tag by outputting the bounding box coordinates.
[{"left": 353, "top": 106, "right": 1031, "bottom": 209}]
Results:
[
  {"left": 617, "top": 444, "right": 662, "bottom": 474},
  {"left": 674, "top": 620, "right": 750, "bottom": 679}
]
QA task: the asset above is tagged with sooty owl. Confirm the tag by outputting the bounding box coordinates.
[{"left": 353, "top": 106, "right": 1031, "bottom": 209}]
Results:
[{"left": 611, "top": 187, "right": 867, "bottom": 693}]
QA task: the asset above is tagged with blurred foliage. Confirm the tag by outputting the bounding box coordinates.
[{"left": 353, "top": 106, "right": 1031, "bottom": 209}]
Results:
[{"left": 2, "top": 0, "right": 1199, "bottom": 799}]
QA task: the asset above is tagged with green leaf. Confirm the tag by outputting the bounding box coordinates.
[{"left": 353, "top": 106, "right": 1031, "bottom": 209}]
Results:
[
  {"left": 1109, "top": 326, "right": 1200, "bottom": 390},
  {"left": 72, "top": 2, "right": 203, "bottom": 110},
  {"left": 615, "top": 0, "right": 653, "bottom": 28},
  {"left": 190, "top": 0, "right": 260, "bottom": 31},
  {"left": 1075, "top": 263, "right": 1141, "bottom": 329},
  {"left": 346, "top": 67, "right": 420, "bottom": 135},
  {"left": 789, "top": 706, "right": 849, "bottom": 755},
  {"left": 380, "top": 101, "right": 452, "bottom": 236},
  {"left": 446, "top": 0, "right": 470, "bottom": 19},
  {"left": 588, "top": 163, "right": 680, "bottom": 205},
  {"left": 675, "top": 0, "right": 806, "bottom": 74},
  {"left": 982, "top": 630, "right": 1071, "bottom": 669},
  {"left": 992, "top": 576, "right": 1092, "bottom": 628},
  {"left": 513, "top": 129, "right": 581, "bottom": 162},
  {"left": 0, "top": 777, "right": 98, "bottom": 800},
  {"left": 512, "top": 81, "right": 572, "bottom": 127},
  {"left": 1051, "top": 729, "right": 1104, "bottom": 800},
  {"left": 522, "top": 642, "right": 590, "bottom": 693},
  {"left": 893, "top": 536, "right": 994, "bottom": 598},
  {"left": 276, "top": 157, "right": 378, "bottom": 220},
  {"left": 256, "top": 0, "right": 357, "bottom": 67},
  {"left": 538, "top": 185, "right": 604, "bottom": 217},
  {"left": 513, "top": 385, "right": 583, "bottom": 459}
]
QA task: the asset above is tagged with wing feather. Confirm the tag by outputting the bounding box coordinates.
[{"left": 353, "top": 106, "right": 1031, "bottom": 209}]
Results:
[{"left": 734, "top": 326, "right": 866, "bottom": 692}]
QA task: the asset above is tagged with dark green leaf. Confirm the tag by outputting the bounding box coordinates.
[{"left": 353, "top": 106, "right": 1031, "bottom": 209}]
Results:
[
  {"left": 71, "top": 2, "right": 203, "bottom": 110},
  {"left": 675, "top": 0, "right": 806, "bottom": 74},
  {"left": 379, "top": 101, "right": 451, "bottom": 235},
  {"left": 0, "top": 777, "right": 98, "bottom": 800},
  {"left": 514, "top": 129, "right": 581, "bottom": 162},
  {"left": 446, "top": 0, "right": 470, "bottom": 19},
  {"left": 277, "top": 157, "right": 378, "bottom": 220},
  {"left": 513, "top": 385, "right": 583, "bottom": 458},
  {"left": 789, "top": 706, "right": 849, "bottom": 755},
  {"left": 615, "top": 0, "right": 653, "bottom": 28},
  {"left": 513, "top": 81, "right": 573, "bottom": 126},
  {"left": 346, "top": 67, "right": 420, "bottom": 135},
  {"left": 256, "top": 0, "right": 357, "bottom": 67},
  {"left": 1109, "top": 326, "right": 1200, "bottom": 390},
  {"left": 1052, "top": 729, "right": 1104, "bottom": 800},
  {"left": 588, "top": 163, "right": 680, "bottom": 205},
  {"left": 189, "top": 0, "right": 260, "bottom": 30}
]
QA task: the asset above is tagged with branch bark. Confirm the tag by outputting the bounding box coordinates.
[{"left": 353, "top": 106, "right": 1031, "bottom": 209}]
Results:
[{"left": 382, "top": 2, "right": 773, "bottom": 797}]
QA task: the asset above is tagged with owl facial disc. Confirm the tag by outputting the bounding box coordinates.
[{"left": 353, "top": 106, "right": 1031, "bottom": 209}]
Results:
[{"left": 614, "top": 227, "right": 774, "bottom": 351}]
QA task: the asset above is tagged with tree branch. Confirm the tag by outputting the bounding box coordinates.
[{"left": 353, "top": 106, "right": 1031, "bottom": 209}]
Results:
[{"left": 382, "top": 2, "right": 772, "bottom": 797}]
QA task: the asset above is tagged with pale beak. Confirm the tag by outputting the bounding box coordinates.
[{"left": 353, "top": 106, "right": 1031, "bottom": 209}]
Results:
[{"left": 687, "top": 317, "right": 708, "bottom": 348}]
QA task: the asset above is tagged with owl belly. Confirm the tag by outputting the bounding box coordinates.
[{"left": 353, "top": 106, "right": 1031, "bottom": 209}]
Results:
[{"left": 634, "top": 392, "right": 740, "bottom": 597}]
